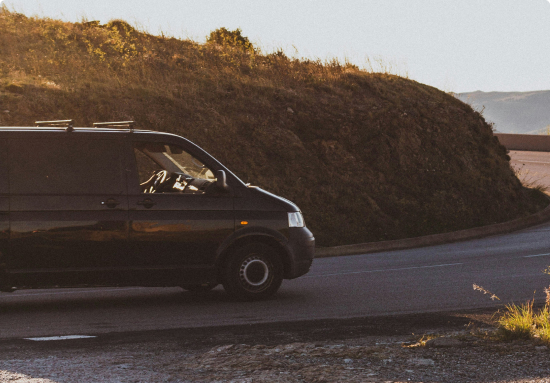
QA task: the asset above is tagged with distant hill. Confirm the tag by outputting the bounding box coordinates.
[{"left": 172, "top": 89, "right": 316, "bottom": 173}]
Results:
[
  {"left": 457, "top": 90, "right": 550, "bottom": 134},
  {"left": 0, "top": 9, "right": 547, "bottom": 246}
]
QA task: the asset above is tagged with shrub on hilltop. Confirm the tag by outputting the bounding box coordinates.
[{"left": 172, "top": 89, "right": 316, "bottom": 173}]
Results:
[
  {"left": 0, "top": 8, "right": 546, "bottom": 246},
  {"left": 207, "top": 27, "right": 255, "bottom": 53}
]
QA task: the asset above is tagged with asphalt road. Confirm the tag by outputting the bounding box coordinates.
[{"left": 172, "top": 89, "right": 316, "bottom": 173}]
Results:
[
  {"left": 2, "top": 223, "right": 550, "bottom": 340},
  {"left": 1, "top": 151, "right": 550, "bottom": 340}
]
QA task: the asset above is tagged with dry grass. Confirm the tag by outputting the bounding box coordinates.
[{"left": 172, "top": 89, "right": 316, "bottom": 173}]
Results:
[
  {"left": 496, "top": 300, "right": 550, "bottom": 345},
  {"left": 401, "top": 333, "right": 439, "bottom": 348},
  {"left": 512, "top": 164, "right": 550, "bottom": 195},
  {"left": 473, "top": 284, "right": 500, "bottom": 301},
  {"left": 474, "top": 279, "right": 550, "bottom": 346},
  {"left": 1, "top": 8, "right": 547, "bottom": 246}
]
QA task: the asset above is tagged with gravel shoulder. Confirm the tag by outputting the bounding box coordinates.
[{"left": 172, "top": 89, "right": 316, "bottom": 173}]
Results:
[{"left": 1, "top": 308, "right": 549, "bottom": 383}]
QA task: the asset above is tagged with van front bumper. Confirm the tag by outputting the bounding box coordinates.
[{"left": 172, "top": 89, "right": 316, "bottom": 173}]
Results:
[{"left": 285, "top": 227, "right": 315, "bottom": 279}]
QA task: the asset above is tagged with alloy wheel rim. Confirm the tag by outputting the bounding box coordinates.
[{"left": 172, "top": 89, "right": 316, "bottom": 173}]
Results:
[{"left": 240, "top": 256, "right": 270, "bottom": 288}]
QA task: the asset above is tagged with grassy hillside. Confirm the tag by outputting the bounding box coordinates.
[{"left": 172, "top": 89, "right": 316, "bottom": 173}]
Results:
[
  {"left": 457, "top": 90, "right": 550, "bottom": 134},
  {"left": 0, "top": 9, "right": 547, "bottom": 246}
]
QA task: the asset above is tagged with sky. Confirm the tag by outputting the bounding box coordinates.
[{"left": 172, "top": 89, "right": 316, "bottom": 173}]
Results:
[{"left": 2, "top": 0, "right": 550, "bottom": 93}]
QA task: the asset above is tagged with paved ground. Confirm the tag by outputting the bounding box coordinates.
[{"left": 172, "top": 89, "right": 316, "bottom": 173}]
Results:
[
  {"left": 0, "top": 308, "right": 549, "bottom": 382},
  {"left": 510, "top": 150, "right": 550, "bottom": 191}
]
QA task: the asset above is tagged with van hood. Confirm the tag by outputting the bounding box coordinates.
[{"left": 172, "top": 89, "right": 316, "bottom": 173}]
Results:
[{"left": 237, "top": 186, "right": 300, "bottom": 212}]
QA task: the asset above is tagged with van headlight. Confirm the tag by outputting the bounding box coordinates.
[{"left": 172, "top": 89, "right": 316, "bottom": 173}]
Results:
[{"left": 288, "top": 212, "right": 305, "bottom": 228}]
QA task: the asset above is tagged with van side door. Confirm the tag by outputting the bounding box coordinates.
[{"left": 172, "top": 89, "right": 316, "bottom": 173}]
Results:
[
  {"left": 126, "top": 140, "right": 234, "bottom": 285},
  {"left": 7, "top": 136, "right": 129, "bottom": 286}
]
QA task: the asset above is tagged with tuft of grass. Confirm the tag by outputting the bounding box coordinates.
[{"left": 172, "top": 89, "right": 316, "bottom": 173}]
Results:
[
  {"left": 474, "top": 279, "right": 550, "bottom": 346},
  {"left": 497, "top": 300, "right": 537, "bottom": 340},
  {"left": 496, "top": 300, "right": 550, "bottom": 344}
]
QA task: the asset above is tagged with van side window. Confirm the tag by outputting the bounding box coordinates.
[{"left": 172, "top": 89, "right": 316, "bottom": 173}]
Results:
[
  {"left": 134, "top": 148, "right": 162, "bottom": 184},
  {"left": 133, "top": 142, "right": 215, "bottom": 194},
  {"left": 9, "top": 139, "right": 124, "bottom": 195},
  {"left": 0, "top": 140, "right": 7, "bottom": 194}
]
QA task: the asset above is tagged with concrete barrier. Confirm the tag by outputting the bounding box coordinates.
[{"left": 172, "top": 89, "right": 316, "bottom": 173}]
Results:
[{"left": 495, "top": 133, "right": 550, "bottom": 152}]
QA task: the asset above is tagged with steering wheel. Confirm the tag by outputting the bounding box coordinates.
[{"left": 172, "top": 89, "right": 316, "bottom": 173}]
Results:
[{"left": 151, "top": 170, "right": 168, "bottom": 193}]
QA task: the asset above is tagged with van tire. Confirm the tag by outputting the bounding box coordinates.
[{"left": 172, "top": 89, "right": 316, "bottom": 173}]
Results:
[{"left": 222, "top": 243, "right": 283, "bottom": 301}]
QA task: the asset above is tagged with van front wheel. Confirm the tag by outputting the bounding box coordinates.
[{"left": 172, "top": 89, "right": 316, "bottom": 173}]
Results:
[{"left": 223, "top": 243, "right": 283, "bottom": 301}]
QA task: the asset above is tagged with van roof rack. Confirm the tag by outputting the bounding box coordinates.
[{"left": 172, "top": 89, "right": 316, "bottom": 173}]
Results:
[
  {"left": 93, "top": 121, "right": 135, "bottom": 132},
  {"left": 35, "top": 119, "right": 74, "bottom": 132}
]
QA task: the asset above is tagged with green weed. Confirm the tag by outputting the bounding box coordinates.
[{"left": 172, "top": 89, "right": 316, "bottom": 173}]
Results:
[{"left": 474, "top": 277, "right": 550, "bottom": 345}]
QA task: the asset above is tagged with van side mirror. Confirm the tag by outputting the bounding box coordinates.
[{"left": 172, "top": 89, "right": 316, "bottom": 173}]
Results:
[{"left": 216, "top": 170, "right": 228, "bottom": 190}]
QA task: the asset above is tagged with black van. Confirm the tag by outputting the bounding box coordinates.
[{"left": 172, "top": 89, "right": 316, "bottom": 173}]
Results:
[{"left": 0, "top": 121, "right": 315, "bottom": 300}]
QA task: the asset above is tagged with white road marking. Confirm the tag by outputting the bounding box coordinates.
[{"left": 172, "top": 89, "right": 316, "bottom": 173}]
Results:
[
  {"left": 306, "top": 262, "right": 463, "bottom": 278},
  {"left": 24, "top": 335, "right": 97, "bottom": 341},
  {"left": 523, "top": 253, "right": 550, "bottom": 258}
]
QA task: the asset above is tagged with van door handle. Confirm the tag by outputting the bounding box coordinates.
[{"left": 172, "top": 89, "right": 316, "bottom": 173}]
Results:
[
  {"left": 137, "top": 198, "right": 156, "bottom": 209},
  {"left": 101, "top": 198, "right": 120, "bottom": 208}
]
